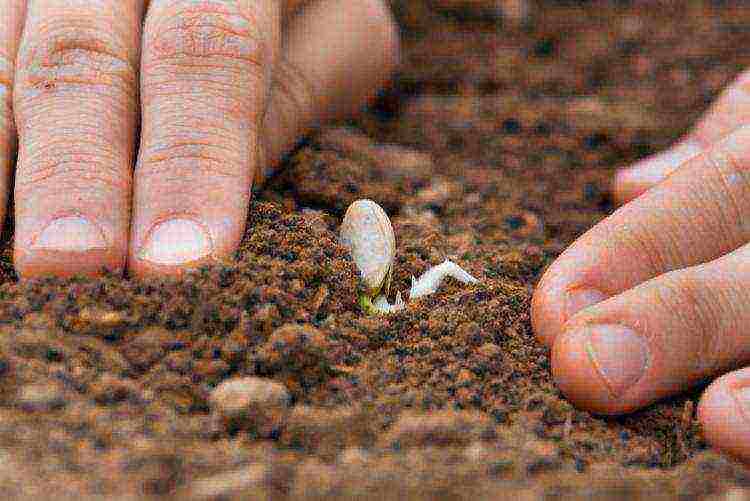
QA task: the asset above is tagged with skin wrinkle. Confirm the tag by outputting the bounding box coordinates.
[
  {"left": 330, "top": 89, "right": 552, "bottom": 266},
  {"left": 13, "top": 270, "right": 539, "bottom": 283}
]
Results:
[
  {"left": 21, "top": 145, "right": 121, "bottom": 171},
  {"left": 18, "top": 119, "right": 131, "bottom": 169},
  {"left": 140, "top": 151, "right": 245, "bottom": 176},
  {"left": 21, "top": 127, "right": 126, "bottom": 157},
  {"left": 141, "top": 68, "right": 262, "bottom": 123},
  {"left": 685, "top": 172, "right": 743, "bottom": 259},
  {"left": 145, "top": 74, "right": 260, "bottom": 92},
  {"left": 143, "top": 139, "right": 241, "bottom": 159},
  {"left": 143, "top": 84, "right": 259, "bottom": 109},
  {"left": 16, "top": 87, "right": 137, "bottom": 109},
  {"left": 29, "top": 1, "right": 141, "bottom": 44},
  {"left": 141, "top": 112, "right": 253, "bottom": 140},
  {"left": 138, "top": 128, "right": 249, "bottom": 158},
  {"left": 145, "top": 1, "right": 267, "bottom": 65},
  {"left": 705, "top": 146, "right": 750, "bottom": 239},
  {"left": 141, "top": 124, "right": 240, "bottom": 145},
  {"left": 138, "top": 157, "right": 248, "bottom": 180},
  {"left": 700, "top": 261, "right": 750, "bottom": 373},
  {"left": 271, "top": 58, "right": 317, "bottom": 128},
  {"left": 15, "top": 160, "right": 131, "bottom": 191},
  {"left": 614, "top": 214, "right": 677, "bottom": 279},
  {"left": 21, "top": 127, "right": 133, "bottom": 153},
  {"left": 16, "top": 183, "right": 130, "bottom": 216},
  {"left": 142, "top": 106, "right": 256, "bottom": 139},
  {"left": 23, "top": 17, "right": 137, "bottom": 90},
  {"left": 650, "top": 272, "right": 719, "bottom": 379}
]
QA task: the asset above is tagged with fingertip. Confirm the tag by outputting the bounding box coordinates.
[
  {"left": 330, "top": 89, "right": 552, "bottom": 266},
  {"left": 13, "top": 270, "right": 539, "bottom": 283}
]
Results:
[
  {"left": 14, "top": 216, "right": 126, "bottom": 279},
  {"left": 699, "top": 369, "right": 750, "bottom": 464},
  {"left": 612, "top": 166, "right": 652, "bottom": 207},
  {"left": 552, "top": 327, "right": 629, "bottom": 415},
  {"left": 532, "top": 263, "right": 607, "bottom": 348},
  {"left": 612, "top": 140, "right": 703, "bottom": 206},
  {"left": 127, "top": 217, "right": 224, "bottom": 279},
  {"left": 531, "top": 270, "right": 561, "bottom": 348}
]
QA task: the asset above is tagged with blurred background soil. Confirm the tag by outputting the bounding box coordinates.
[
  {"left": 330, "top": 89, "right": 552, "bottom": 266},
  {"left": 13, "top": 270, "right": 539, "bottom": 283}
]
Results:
[{"left": 0, "top": 0, "right": 749, "bottom": 498}]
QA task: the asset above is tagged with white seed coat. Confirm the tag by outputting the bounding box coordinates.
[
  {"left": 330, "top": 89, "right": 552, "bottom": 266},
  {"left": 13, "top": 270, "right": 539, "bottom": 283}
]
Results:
[
  {"left": 409, "top": 259, "right": 479, "bottom": 299},
  {"left": 339, "top": 199, "right": 396, "bottom": 296}
]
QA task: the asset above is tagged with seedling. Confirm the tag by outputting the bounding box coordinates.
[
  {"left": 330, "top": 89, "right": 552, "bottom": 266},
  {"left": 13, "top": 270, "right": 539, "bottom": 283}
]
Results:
[{"left": 339, "top": 199, "right": 479, "bottom": 315}]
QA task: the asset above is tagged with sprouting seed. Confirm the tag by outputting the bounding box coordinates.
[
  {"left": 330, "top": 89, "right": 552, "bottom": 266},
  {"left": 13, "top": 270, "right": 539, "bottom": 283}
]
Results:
[
  {"left": 340, "top": 199, "right": 396, "bottom": 303},
  {"left": 409, "top": 259, "right": 478, "bottom": 300},
  {"left": 339, "top": 199, "right": 480, "bottom": 315}
]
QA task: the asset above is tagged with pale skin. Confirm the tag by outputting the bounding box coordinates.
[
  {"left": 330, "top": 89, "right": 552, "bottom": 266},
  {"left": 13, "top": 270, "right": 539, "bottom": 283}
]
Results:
[
  {"left": 5, "top": 0, "right": 750, "bottom": 468},
  {"left": 0, "top": 0, "right": 400, "bottom": 277},
  {"left": 534, "top": 70, "right": 750, "bottom": 464}
]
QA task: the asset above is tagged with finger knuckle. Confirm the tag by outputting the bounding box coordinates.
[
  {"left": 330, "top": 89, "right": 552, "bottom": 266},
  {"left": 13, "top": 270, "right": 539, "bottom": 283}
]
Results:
[
  {"left": 16, "top": 17, "right": 136, "bottom": 100},
  {"left": 145, "top": 0, "right": 269, "bottom": 70}
]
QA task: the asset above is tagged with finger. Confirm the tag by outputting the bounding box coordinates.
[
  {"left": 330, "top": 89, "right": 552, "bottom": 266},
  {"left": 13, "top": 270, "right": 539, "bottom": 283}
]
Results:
[
  {"left": 0, "top": 1, "right": 27, "bottom": 231},
  {"left": 13, "top": 0, "right": 144, "bottom": 278},
  {"left": 698, "top": 367, "right": 750, "bottom": 464},
  {"left": 614, "top": 69, "right": 750, "bottom": 205},
  {"left": 552, "top": 240, "right": 750, "bottom": 415},
  {"left": 129, "top": 0, "right": 281, "bottom": 277},
  {"left": 533, "top": 125, "right": 750, "bottom": 347},
  {"left": 256, "top": 0, "right": 399, "bottom": 184}
]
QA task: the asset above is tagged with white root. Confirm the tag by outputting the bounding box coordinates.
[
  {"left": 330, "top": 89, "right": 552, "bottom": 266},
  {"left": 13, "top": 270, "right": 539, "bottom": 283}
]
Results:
[
  {"left": 370, "top": 260, "right": 479, "bottom": 314},
  {"left": 409, "top": 259, "right": 479, "bottom": 300}
]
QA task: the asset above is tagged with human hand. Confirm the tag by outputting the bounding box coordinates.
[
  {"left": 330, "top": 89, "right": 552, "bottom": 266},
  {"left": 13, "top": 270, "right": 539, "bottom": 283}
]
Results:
[
  {"left": 0, "top": 0, "right": 399, "bottom": 278},
  {"left": 532, "top": 69, "right": 750, "bottom": 463}
]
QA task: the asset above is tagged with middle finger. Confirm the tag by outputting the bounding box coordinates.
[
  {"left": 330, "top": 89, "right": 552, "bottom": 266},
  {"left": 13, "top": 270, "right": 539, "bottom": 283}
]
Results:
[{"left": 128, "top": 0, "right": 281, "bottom": 277}]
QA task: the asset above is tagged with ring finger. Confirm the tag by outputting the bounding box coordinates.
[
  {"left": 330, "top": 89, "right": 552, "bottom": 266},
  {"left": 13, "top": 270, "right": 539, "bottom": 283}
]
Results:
[{"left": 13, "top": 0, "right": 144, "bottom": 278}]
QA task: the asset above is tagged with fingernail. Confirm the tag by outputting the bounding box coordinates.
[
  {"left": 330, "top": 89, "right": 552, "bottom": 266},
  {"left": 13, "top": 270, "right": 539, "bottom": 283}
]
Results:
[
  {"left": 581, "top": 324, "right": 649, "bottom": 398},
  {"left": 565, "top": 288, "right": 607, "bottom": 320},
  {"left": 733, "top": 386, "right": 750, "bottom": 422},
  {"left": 33, "top": 216, "right": 107, "bottom": 252},
  {"left": 139, "top": 218, "right": 212, "bottom": 265},
  {"left": 617, "top": 140, "right": 703, "bottom": 186}
]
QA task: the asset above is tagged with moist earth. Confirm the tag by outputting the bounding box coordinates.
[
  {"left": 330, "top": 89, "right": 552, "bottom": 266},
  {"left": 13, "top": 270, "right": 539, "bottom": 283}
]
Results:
[{"left": 0, "top": 0, "right": 749, "bottom": 499}]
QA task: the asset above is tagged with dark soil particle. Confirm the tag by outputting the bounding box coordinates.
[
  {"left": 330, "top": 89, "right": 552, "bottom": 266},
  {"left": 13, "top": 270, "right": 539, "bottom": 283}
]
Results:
[{"left": 0, "top": 0, "right": 749, "bottom": 498}]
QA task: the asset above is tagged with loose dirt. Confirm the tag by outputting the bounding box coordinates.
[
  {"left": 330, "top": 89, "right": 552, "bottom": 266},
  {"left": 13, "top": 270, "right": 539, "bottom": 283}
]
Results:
[{"left": 0, "top": 1, "right": 748, "bottom": 498}]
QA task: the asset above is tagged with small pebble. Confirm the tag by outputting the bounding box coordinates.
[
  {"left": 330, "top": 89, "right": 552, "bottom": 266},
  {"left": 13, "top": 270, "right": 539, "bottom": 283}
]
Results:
[
  {"left": 16, "top": 383, "right": 65, "bottom": 412},
  {"left": 210, "top": 377, "right": 291, "bottom": 436},
  {"left": 189, "top": 464, "right": 268, "bottom": 500}
]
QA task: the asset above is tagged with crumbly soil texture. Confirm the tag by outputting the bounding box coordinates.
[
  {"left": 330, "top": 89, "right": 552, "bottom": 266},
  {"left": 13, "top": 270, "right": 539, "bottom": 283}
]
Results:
[{"left": 1, "top": 1, "right": 750, "bottom": 499}]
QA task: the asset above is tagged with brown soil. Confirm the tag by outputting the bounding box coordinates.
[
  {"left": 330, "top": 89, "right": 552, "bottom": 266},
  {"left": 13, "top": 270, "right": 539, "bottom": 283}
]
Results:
[{"left": 1, "top": 1, "right": 750, "bottom": 499}]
